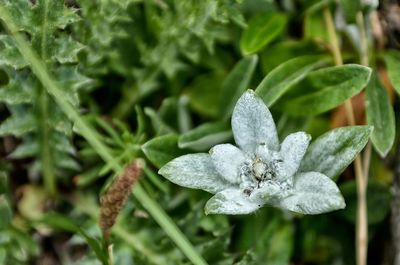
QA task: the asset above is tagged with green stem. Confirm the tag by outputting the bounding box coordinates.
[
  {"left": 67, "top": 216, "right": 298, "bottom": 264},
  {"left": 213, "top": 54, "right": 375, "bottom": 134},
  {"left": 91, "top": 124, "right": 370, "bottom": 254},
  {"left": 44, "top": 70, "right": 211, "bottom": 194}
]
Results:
[
  {"left": 38, "top": 83, "right": 56, "bottom": 195},
  {"left": 37, "top": 0, "right": 56, "bottom": 195},
  {"left": 0, "top": 7, "right": 207, "bottom": 265}
]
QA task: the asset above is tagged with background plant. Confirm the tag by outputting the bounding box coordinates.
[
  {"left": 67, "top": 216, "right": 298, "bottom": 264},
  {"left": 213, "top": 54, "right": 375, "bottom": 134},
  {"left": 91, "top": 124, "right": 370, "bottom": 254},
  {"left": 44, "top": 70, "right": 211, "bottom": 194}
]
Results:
[{"left": 0, "top": 0, "right": 398, "bottom": 265}]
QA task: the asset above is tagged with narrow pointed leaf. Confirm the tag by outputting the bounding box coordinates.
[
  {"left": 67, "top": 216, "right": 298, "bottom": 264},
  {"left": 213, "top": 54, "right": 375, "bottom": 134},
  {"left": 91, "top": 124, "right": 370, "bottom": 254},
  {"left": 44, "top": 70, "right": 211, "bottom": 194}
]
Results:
[
  {"left": 0, "top": 196, "right": 12, "bottom": 229},
  {"left": 220, "top": 55, "right": 258, "bottom": 120},
  {"left": 178, "top": 121, "right": 232, "bottom": 151},
  {"left": 299, "top": 126, "right": 372, "bottom": 179},
  {"left": 365, "top": 73, "right": 395, "bottom": 157}
]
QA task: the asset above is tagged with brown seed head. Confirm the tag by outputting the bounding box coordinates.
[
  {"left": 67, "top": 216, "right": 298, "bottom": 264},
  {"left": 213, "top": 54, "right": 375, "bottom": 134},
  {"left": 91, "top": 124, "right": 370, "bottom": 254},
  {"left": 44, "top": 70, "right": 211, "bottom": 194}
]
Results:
[{"left": 99, "top": 159, "right": 144, "bottom": 239}]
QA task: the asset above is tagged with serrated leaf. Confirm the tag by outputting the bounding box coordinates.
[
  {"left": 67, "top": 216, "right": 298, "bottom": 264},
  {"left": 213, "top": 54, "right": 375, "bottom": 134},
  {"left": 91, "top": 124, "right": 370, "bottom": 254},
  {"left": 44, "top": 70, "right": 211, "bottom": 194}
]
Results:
[
  {"left": 299, "top": 126, "right": 372, "bottom": 179},
  {"left": 178, "top": 121, "right": 232, "bottom": 151},
  {"left": 0, "top": 114, "right": 35, "bottom": 137},
  {"left": 382, "top": 50, "right": 400, "bottom": 96},
  {"left": 240, "top": 12, "right": 288, "bottom": 55},
  {"left": 53, "top": 34, "right": 84, "bottom": 64},
  {"left": 0, "top": 0, "right": 88, "bottom": 192},
  {"left": 365, "top": 73, "right": 395, "bottom": 157},
  {"left": 279, "top": 64, "right": 372, "bottom": 116},
  {"left": 9, "top": 141, "right": 39, "bottom": 159},
  {"left": 220, "top": 55, "right": 258, "bottom": 120},
  {"left": 0, "top": 35, "right": 27, "bottom": 69},
  {"left": 255, "top": 55, "right": 328, "bottom": 107},
  {"left": 142, "top": 134, "right": 187, "bottom": 168},
  {"left": 0, "top": 69, "right": 33, "bottom": 104}
]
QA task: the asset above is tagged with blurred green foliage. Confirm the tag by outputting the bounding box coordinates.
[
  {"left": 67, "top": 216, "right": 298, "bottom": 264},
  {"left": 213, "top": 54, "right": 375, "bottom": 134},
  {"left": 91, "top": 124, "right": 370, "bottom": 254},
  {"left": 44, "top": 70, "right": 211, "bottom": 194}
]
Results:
[{"left": 0, "top": 0, "right": 398, "bottom": 264}]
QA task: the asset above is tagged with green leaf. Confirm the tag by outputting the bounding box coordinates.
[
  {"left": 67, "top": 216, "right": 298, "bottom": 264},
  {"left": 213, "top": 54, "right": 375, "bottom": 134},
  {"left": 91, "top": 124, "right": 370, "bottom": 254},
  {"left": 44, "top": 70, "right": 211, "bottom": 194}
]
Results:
[
  {"left": 240, "top": 12, "right": 288, "bottom": 55},
  {"left": 339, "top": 0, "right": 361, "bottom": 23},
  {"left": 178, "top": 122, "right": 232, "bottom": 151},
  {"left": 39, "top": 213, "right": 108, "bottom": 264},
  {"left": 186, "top": 73, "right": 224, "bottom": 118},
  {"left": 299, "top": 126, "right": 372, "bottom": 179},
  {"left": 304, "top": 11, "right": 329, "bottom": 43},
  {"left": 142, "top": 134, "right": 187, "bottom": 168},
  {"left": 382, "top": 50, "right": 400, "bottom": 96},
  {"left": 0, "top": 195, "right": 12, "bottom": 229},
  {"left": 339, "top": 180, "right": 391, "bottom": 225},
  {"left": 0, "top": 35, "right": 27, "bottom": 69},
  {"left": 219, "top": 55, "right": 258, "bottom": 120},
  {"left": 365, "top": 73, "right": 395, "bottom": 157},
  {"left": 255, "top": 55, "right": 328, "bottom": 107},
  {"left": 0, "top": 0, "right": 87, "bottom": 195},
  {"left": 0, "top": 113, "right": 35, "bottom": 137},
  {"left": 260, "top": 40, "right": 324, "bottom": 74},
  {"left": 278, "top": 64, "right": 372, "bottom": 116},
  {"left": 144, "top": 107, "right": 176, "bottom": 136},
  {"left": 0, "top": 68, "right": 34, "bottom": 104}
]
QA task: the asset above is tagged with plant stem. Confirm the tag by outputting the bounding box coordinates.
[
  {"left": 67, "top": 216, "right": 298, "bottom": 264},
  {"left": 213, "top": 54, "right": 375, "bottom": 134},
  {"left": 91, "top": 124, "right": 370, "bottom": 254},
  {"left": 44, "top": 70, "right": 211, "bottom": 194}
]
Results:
[
  {"left": 323, "top": 7, "right": 368, "bottom": 265},
  {"left": 356, "top": 11, "right": 372, "bottom": 189},
  {"left": 0, "top": 8, "right": 207, "bottom": 265},
  {"left": 38, "top": 0, "right": 56, "bottom": 195}
]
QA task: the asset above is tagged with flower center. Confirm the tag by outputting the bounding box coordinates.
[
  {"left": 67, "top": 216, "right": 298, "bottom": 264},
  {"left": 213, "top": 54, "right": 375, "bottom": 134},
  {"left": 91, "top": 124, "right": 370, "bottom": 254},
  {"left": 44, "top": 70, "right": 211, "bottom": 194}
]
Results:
[
  {"left": 252, "top": 159, "right": 267, "bottom": 180},
  {"left": 240, "top": 156, "right": 285, "bottom": 196}
]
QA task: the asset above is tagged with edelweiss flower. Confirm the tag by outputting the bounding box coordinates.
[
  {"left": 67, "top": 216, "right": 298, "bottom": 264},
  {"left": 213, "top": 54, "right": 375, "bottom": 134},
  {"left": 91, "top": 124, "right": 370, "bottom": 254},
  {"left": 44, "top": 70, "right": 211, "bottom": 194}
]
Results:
[{"left": 159, "top": 90, "right": 345, "bottom": 215}]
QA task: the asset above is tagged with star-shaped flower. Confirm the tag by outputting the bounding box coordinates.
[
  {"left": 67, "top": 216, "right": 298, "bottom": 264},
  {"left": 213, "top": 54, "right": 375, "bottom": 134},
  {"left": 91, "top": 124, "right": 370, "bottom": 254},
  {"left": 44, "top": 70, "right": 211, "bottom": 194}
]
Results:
[{"left": 159, "top": 90, "right": 345, "bottom": 215}]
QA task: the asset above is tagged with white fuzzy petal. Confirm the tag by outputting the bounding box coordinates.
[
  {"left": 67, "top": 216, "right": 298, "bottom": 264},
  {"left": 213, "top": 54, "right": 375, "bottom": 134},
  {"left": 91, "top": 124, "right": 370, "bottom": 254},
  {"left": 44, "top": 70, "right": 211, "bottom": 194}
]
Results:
[
  {"left": 278, "top": 172, "right": 346, "bottom": 214},
  {"left": 232, "top": 90, "right": 279, "bottom": 155},
  {"left": 210, "top": 144, "right": 246, "bottom": 184},
  {"left": 205, "top": 188, "right": 263, "bottom": 215},
  {"left": 279, "top": 132, "right": 311, "bottom": 179},
  {"left": 158, "top": 153, "right": 232, "bottom": 194}
]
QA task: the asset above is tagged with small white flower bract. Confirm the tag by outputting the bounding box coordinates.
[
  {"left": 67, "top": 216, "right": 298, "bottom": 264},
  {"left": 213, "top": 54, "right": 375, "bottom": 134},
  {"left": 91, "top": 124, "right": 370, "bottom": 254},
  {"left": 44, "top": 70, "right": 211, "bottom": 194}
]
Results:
[{"left": 159, "top": 90, "right": 345, "bottom": 215}]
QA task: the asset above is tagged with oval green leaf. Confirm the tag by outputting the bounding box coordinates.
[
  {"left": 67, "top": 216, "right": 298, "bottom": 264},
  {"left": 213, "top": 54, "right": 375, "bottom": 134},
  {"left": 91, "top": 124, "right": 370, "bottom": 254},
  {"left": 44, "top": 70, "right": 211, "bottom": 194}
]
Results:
[
  {"left": 299, "top": 126, "right": 373, "bottom": 179},
  {"left": 365, "top": 73, "right": 395, "bottom": 157},
  {"left": 278, "top": 64, "right": 372, "bottom": 116},
  {"left": 255, "top": 55, "right": 329, "bottom": 107},
  {"left": 142, "top": 134, "right": 187, "bottom": 168},
  {"left": 240, "top": 12, "right": 288, "bottom": 55}
]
